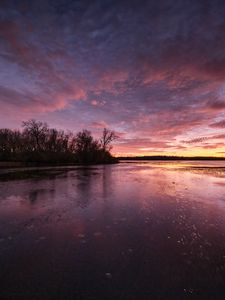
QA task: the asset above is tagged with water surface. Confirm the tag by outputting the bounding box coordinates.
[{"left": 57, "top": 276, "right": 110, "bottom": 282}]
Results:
[{"left": 0, "top": 161, "right": 225, "bottom": 299}]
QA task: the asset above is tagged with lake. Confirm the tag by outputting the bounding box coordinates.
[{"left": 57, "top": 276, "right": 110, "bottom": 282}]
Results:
[{"left": 0, "top": 161, "right": 225, "bottom": 299}]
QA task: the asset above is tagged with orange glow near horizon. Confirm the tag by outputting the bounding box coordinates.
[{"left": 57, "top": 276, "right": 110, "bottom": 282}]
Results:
[{"left": 112, "top": 148, "right": 225, "bottom": 158}]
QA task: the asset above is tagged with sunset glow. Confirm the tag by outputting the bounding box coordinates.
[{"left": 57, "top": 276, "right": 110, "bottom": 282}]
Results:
[{"left": 1, "top": 0, "right": 225, "bottom": 156}]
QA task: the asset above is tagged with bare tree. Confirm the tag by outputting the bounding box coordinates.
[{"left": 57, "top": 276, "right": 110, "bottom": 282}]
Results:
[
  {"left": 100, "top": 128, "right": 117, "bottom": 151},
  {"left": 75, "top": 130, "right": 100, "bottom": 163},
  {"left": 22, "top": 119, "right": 48, "bottom": 151},
  {"left": 0, "top": 120, "right": 118, "bottom": 164}
]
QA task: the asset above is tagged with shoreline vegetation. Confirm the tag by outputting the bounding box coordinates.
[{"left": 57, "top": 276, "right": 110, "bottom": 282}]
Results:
[
  {"left": 0, "top": 119, "right": 118, "bottom": 166},
  {"left": 1, "top": 156, "right": 225, "bottom": 171},
  {"left": 1, "top": 119, "right": 225, "bottom": 169},
  {"left": 119, "top": 155, "right": 225, "bottom": 161}
]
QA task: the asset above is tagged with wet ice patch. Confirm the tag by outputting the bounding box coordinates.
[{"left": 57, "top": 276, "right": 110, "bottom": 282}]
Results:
[
  {"left": 105, "top": 272, "right": 112, "bottom": 279},
  {"left": 93, "top": 232, "right": 102, "bottom": 237}
]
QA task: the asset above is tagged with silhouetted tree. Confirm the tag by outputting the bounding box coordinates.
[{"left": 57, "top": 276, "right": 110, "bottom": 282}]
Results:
[
  {"left": 0, "top": 121, "right": 118, "bottom": 164},
  {"left": 75, "top": 130, "right": 100, "bottom": 163},
  {"left": 22, "top": 119, "right": 48, "bottom": 151},
  {"left": 100, "top": 128, "right": 117, "bottom": 151}
]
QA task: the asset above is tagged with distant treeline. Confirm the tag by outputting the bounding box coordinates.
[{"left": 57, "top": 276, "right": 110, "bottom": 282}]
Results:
[
  {"left": 0, "top": 119, "right": 118, "bottom": 164},
  {"left": 119, "top": 156, "right": 225, "bottom": 161}
]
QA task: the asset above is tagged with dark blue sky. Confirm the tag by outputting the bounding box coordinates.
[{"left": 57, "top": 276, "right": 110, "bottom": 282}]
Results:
[{"left": 1, "top": 0, "right": 225, "bottom": 155}]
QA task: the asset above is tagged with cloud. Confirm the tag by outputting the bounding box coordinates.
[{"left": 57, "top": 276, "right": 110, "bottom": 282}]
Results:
[
  {"left": 1, "top": 0, "right": 225, "bottom": 154},
  {"left": 205, "top": 100, "right": 225, "bottom": 111},
  {"left": 210, "top": 120, "right": 225, "bottom": 128},
  {"left": 91, "top": 121, "right": 108, "bottom": 128},
  {"left": 200, "top": 142, "right": 225, "bottom": 149},
  {"left": 183, "top": 134, "right": 225, "bottom": 144},
  {"left": 183, "top": 137, "right": 209, "bottom": 144}
]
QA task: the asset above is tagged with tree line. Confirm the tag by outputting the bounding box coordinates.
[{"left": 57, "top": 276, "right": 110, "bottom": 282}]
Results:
[{"left": 0, "top": 119, "right": 118, "bottom": 164}]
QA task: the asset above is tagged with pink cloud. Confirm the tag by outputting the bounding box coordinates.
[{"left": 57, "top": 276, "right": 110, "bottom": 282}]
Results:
[
  {"left": 210, "top": 120, "right": 225, "bottom": 128},
  {"left": 91, "top": 121, "right": 108, "bottom": 128}
]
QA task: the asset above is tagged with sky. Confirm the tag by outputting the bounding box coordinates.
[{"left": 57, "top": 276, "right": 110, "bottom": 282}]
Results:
[{"left": 1, "top": 0, "right": 225, "bottom": 156}]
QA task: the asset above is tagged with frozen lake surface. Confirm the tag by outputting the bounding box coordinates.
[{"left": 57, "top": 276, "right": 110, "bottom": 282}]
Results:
[{"left": 0, "top": 161, "right": 225, "bottom": 299}]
